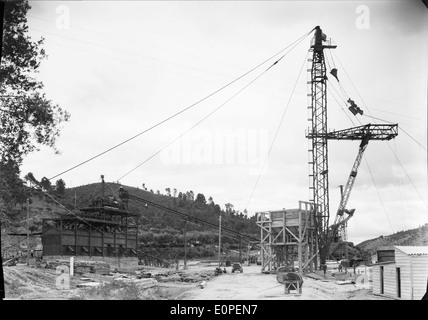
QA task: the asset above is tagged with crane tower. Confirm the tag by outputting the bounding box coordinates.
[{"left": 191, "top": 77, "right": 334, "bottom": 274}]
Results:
[
  {"left": 306, "top": 27, "right": 398, "bottom": 266},
  {"left": 307, "top": 26, "right": 337, "bottom": 266}
]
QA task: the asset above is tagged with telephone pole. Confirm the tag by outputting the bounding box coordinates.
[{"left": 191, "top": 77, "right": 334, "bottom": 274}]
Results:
[
  {"left": 218, "top": 215, "right": 222, "bottom": 268},
  {"left": 183, "top": 220, "right": 188, "bottom": 270},
  {"left": 26, "top": 199, "right": 30, "bottom": 267}
]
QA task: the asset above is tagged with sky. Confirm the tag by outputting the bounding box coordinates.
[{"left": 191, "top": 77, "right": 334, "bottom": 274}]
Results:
[{"left": 18, "top": 0, "right": 428, "bottom": 245}]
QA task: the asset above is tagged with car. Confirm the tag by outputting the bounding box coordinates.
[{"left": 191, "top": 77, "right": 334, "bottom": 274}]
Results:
[{"left": 231, "top": 263, "right": 243, "bottom": 273}]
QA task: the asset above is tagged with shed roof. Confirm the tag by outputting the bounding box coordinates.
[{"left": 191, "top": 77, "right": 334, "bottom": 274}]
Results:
[{"left": 395, "top": 246, "right": 428, "bottom": 256}]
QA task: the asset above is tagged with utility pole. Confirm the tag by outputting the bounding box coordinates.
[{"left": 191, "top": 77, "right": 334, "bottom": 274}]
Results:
[
  {"left": 101, "top": 175, "right": 105, "bottom": 198},
  {"left": 247, "top": 243, "right": 251, "bottom": 266},
  {"left": 26, "top": 198, "right": 30, "bottom": 267},
  {"left": 239, "top": 236, "right": 242, "bottom": 263},
  {"left": 218, "top": 215, "right": 222, "bottom": 269},
  {"left": 183, "top": 220, "right": 188, "bottom": 270}
]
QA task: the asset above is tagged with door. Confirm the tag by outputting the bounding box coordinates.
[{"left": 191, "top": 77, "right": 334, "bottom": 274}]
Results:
[
  {"left": 380, "top": 266, "right": 384, "bottom": 294},
  {"left": 396, "top": 268, "right": 401, "bottom": 298}
]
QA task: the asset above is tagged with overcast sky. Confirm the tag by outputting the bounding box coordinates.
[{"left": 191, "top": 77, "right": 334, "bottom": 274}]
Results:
[{"left": 20, "top": 0, "right": 427, "bottom": 244}]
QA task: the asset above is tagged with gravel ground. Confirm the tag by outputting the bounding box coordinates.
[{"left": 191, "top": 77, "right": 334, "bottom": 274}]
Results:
[{"left": 2, "top": 262, "right": 388, "bottom": 300}]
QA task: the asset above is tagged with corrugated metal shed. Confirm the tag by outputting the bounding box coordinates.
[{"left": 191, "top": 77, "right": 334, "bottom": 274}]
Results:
[{"left": 372, "top": 246, "right": 428, "bottom": 300}]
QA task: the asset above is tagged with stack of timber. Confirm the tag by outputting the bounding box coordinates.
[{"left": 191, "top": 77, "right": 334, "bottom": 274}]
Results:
[{"left": 45, "top": 259, "right": 110, "bottom": 274}]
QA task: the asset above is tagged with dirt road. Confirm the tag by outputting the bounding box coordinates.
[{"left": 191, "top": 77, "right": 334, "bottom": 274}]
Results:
[
  {"left": 3, "top": 262, "right": 387, "bottom": 300},
  {"left": 179, "top": 265, "right": 385, "bottom": 300}
]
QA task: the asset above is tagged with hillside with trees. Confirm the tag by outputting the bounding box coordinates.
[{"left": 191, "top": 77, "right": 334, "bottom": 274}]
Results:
[
  {"left": 60, "top": 182, "right": 259, "bottom": 264},
  {"left": 356, "top": 223, "right": 428, "bottom": 255}
]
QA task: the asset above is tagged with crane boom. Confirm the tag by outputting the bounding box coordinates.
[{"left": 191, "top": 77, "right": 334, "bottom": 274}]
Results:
[
  {"left": 325, "top": 125, "right": 397, "bottom": 259},
  {"left": 334, "top": 136, "right": 369, "bottom": 225}
]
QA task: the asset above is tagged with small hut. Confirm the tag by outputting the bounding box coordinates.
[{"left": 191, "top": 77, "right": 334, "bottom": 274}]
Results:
[{"left": 372, "top": 246, "right": 428, "bottom": 300}]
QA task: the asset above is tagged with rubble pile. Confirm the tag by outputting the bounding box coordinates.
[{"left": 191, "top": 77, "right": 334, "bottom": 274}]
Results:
[{"left": 135, "top": 269, "right": 213, "bottom": 283}]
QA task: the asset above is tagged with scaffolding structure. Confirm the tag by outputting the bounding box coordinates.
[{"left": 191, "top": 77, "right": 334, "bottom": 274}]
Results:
[
  {"left": 256, "top": 201, "right": 317, "bottom": 275},
  {"left": 42, "top": 186, "right": 138, "bottom": 258}
]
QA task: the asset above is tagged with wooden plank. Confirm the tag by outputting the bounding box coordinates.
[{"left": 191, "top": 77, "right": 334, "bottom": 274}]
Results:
[{"left": 372, "top": 266, "right": 380, "bottom": 294}]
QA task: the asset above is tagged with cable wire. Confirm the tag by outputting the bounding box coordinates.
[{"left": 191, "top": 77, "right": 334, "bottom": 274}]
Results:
[
  {"left": 363, "top": 114, "right": 427, "bottom": 152},
  {"left": 245, "top": 50, "right": 309, "bottom": 212},
  {"left": 117, "top": 41, "right": 307, "bottom": 182},
  {"left": 363, "top": 156, "right": 395, "bottom": 234},
  {"left": 47, "top": 30, "right": 313, "bottom": 181}
]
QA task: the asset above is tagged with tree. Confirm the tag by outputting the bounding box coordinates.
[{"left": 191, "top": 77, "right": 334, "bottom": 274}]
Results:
[
  {"left": 1, "top": 3, "right": 70, "bottom": 297},
  {"left": 195, "top": 193, "right": 206, "bottom": 205},
  {"left": 24, "top": 172, "right": 39, "bottom": 187},
  {"left": 173, "top": 188, "right": 177, "bottom": 197},
  {"left": 208, "top": 196, "right": 213, "bottom": 205},
  {"left": 1, "top": 1, "right": 69, "bottom": 216},
  {"left": 55, "top": 178, "right": 66, "bottom": 196},
  {"left": 225, "top": 203, "right": 234, "bottom": 214},
  {"left": 0, "top": 161, "right": 27, "bottom": 215},
  {"left": 0, "top": 1, "right": 70, "bottom": 166},
  {"left": 39, "top": 177, "right": 52, "bottom": 192},
  {"left": 213, "top": 204, "right": 221, "bottom": 214}
]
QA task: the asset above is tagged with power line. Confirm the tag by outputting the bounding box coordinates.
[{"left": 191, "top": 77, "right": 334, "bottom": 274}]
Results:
[
  {"left": 385, "top": 142, "right": 428, "bottom": 210},
  {"left": 363, "top": 114, "right": 427, "bottom": 152},
  {"left": 363, "top": 156, "right": 395, "bottom": 234},
  {"left": 117, "top": 35, "right": 309, "bottom": 182},
  {"left": 48, "top": 30, "right": 313, "bottom": 181},
  {"left": 331, "top": 51, "right": 428, "bottom": 212},
  {"left": 327, "top": 85, "right": 356, "bottom": 127},
  {"left": 129, "top": 194, "right": 259, "bottom": 243},
  {"left": 28, "top": 14, "right": 257, "bottom": 75}
]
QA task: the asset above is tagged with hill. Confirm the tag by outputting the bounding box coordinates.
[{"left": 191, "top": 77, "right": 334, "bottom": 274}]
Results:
[
  {"left": 2, "top": 181, "right": 259, "bottom": 263},
  {"left": 61, "top": 181, "right": 259, "bottom": 238},
  {"left": 356, "top": 223, "right": 428, "bottom": 255}
]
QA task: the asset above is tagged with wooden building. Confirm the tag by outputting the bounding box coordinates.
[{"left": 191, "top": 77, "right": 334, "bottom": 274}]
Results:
[
  {"left": 372, "top": 246, "right": 428, "bottom": 300},
  {"left": 42, "top": 187, "right": 138, "bottom": 259},
  {"left": 256, "top": 201, "right": 317, "bottom": 275}
]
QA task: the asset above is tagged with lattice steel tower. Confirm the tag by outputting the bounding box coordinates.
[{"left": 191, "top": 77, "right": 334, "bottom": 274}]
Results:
[{"left": 307, "top": 26, "right": 337, "bottom": 265}]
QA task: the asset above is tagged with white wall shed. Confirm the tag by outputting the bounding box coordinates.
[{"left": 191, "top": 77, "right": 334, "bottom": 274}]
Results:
[{"left": 372, "top": 246, "right": 428, "bottom": 300}]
